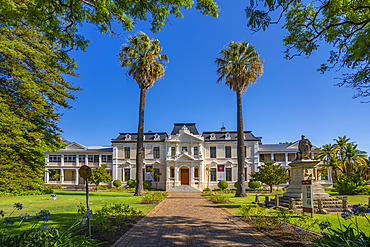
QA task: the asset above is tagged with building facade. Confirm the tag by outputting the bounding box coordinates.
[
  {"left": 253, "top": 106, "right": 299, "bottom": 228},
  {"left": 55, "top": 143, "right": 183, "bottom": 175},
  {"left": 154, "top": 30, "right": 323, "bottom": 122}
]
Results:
[{"left": 44, "top": 123, "right": 327, "bottom": 190}]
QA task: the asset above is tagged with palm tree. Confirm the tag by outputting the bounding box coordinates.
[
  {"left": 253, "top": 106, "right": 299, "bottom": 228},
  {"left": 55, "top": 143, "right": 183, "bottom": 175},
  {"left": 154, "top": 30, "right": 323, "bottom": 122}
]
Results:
[
  {"left": 343, "top": 143, "right": 367, "bottom": 179},
  {"left": 315, "top": 144, "right": 338, "bottom": 180},
  {"left": 215, "top": 41, "right": 264, "bottom": 197},
  {"left": 118, "top": 32, "right": 168, "bottom": 196}
]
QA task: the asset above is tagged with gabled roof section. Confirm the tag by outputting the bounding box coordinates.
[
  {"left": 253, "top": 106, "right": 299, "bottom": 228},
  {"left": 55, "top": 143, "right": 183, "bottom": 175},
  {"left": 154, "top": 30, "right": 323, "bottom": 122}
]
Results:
[
  {"left": 167, "top": 131, "right": 204, "bottom": 142},
  {"left": 111, "top": 132, "right": 167, "bottom": 143},
  {"left": 202, "top": 131, "right": 261, "bottom": 142},
  {"left": 61, "top": 142, "right": 87, "bottom": 151},
  {"left": 175, "top": 153, "right": 195, "bottom": 161},
  {"left": 171, "top": 123, "right": 199, "bottom": 135}
]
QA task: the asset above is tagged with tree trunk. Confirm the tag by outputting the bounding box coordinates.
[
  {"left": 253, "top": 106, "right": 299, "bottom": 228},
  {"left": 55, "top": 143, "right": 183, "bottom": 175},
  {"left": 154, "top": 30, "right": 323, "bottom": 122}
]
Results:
[
  {"left": 235, "top": 88, "right": 247, "bottom": 197},
  {"left": 134, "top": 88, "right": 146, "bottom": 196}
]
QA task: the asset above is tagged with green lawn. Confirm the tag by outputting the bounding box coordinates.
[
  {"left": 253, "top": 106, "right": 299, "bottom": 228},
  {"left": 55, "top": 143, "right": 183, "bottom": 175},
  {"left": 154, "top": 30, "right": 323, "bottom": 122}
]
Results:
[
  {"left": 0, "top": 191, "right": 156, "bottom": 234},
  {"left": 209, "top": 192, "right": 370, "bottom": 235}
]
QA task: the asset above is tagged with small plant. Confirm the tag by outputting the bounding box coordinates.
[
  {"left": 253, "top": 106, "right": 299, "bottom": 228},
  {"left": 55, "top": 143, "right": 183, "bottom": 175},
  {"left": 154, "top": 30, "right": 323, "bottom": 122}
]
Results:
[
  {"left": 210, "top": 194, "right": 228, "bottom": 203},
  {"left": 97, "top": 185, "right": 109, "bottom": 190},
  {"left": 0, "top": 203, "right": 99, "bottom": 246},
  {"left": 141, "top": 192, "right": 166, "bottom": 204},
  {"left": 248, "top": 180, "right": 261, "bottom": 190},
  {"left": 203, "top": 187, "right": 211, "bottom": 192},
  {"left": 113, "top": 179, "right": 122, "bottom": 188},
  {"left": 234, "top": 181, "right": 238, "bottom": 188},
  {"left": 239, "top": 204, "right": 254, "bottom": 218},
  {"left": 217, "top": 180, "right": 229, "bottom": 190},
  {"left": 127, "top": 179, "right": 136, "bottom": 188},
  {"left": 143, "top": 180, "right": 152, "bottom": 189},
  {"left": 312, "top": 203, "right": 370, "bottom": 246}
]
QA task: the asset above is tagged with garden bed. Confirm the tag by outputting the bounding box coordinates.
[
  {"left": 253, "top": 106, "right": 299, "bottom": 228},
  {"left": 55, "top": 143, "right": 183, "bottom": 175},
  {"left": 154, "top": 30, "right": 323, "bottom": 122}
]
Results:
[
  {"left": 237, "top": 216, "right": 321, "bottom": 247},
  {"left": 75, "top": 215, "right": 143, "bottom": 247}
]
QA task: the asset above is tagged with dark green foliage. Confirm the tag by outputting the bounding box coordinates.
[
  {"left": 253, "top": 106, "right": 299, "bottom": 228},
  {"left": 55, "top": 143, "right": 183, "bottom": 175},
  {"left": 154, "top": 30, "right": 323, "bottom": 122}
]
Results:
[
  {"left": 210, "top": 194, "right": 228, "bottom": 203},
  {"left": 143, "top": 180, "right": 152, "bottom": 189},
  {"left": 217, "top": 180, "right": 229, "bottom": 190},
  {"left": 1, "top": 0, "right": 219, "bottom": 52},
  {"left": 203, "top": 187, "right": 211, "bottom": 192},
  {"left": 89, "top": 164, "right": 112, "bottom": 191},
  {"left": 127, "top": 179, "right": 136, "bottom": 188},
  {"left": 245, "top": 0, "right": 370, "bottom": 100},
  {"left": 250, "top": 160, "right": 291, "bottom": 193},
  {"left": 234, "top": 181, "right": 238, "bottom": 188},
  {"left": 0, "top": 24, "right": 80, "bottom": 193},
  {"left": 113, "top": 180, "right": 122, "bottom": 188},
  {"left": 337, "top": 172, "right": 368, "bottom": 195},
  {"left": 248, "top": 180, "right": 261, "bottom": 190}
]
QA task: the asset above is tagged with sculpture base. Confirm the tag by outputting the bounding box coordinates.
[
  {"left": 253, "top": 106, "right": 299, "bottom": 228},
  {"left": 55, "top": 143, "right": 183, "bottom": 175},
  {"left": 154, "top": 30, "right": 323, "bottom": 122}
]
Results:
[{"left": 283, "top": 159, "right": 330, "bottom": 199}]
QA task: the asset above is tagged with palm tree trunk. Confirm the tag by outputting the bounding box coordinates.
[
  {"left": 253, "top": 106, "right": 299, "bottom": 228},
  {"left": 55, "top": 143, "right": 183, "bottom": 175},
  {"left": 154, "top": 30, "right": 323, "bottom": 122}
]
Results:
[
  {"left": 135, "top": 88, "right": 146, "bottom": 196},
  {"left": 235, "top": 88, "right": 247, "bottom": 197}
]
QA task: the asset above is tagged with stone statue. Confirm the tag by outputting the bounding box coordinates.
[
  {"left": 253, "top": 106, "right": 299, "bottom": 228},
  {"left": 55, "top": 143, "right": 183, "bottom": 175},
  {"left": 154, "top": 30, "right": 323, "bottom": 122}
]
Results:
[
  {"left": 304, "top": 169, "right": 316, "bottom": 180},
  {"left": 296, "top": 135, "right": 312, "bottom": 160}
]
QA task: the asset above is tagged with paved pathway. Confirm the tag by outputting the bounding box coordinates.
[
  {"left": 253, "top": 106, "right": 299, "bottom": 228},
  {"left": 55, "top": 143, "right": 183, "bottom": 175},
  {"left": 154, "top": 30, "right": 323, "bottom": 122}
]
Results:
[
  {"left": 112, "top": 192, "right": 281, "bottom": 247},
  {"left": 167, "top": 185, "right": 202, "bottom": 192}
]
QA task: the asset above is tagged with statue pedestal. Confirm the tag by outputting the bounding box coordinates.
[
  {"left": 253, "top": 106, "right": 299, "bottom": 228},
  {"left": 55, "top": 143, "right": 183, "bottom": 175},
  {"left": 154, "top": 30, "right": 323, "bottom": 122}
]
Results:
[{"left": 283, "top": 159, "right": 330, "bottom": 199}]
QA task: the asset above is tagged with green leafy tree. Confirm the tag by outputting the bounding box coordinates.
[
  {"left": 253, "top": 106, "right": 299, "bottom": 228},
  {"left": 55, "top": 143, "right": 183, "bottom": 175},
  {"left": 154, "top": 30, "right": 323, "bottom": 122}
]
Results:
[
  {"left": 250, "top": 160, "right": 291, "bottom": 193},
  {"left": 118, "top": 32, "right": 168, "bottom": 196},
  {"left": 89, "top": 164, "right": 112, "bottom": 191},
  {"left": 215, "top": 40, "right": 264, "bottom": 197},
  {"left": 148, "top": 168, "right": 162, "bottom": 189},
  {"left": 2, "top": 0, "right": 219, "bottom": 52},
  {"left": 0, "top": 24, "right": 80, "bottom": 192},
  {"left": 245, "top": 0, "right": 370, "bottom": 101}
]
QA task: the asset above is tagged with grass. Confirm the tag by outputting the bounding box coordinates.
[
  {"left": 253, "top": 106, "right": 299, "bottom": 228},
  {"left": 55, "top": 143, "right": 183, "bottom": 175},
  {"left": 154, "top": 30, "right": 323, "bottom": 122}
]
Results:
[
  {"left": 207, "top": 192, "right": 370, "bottom": 235},
  {"left": 0, "top": 191, "right": 156, "bottom": 234}
]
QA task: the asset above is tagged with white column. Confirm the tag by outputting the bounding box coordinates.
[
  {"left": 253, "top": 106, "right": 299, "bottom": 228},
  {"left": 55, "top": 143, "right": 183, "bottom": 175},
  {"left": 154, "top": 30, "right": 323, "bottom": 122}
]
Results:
[
  {"left": 191, "top": 142, "right": 194, "bottom": 155},
  {"left": 200, "top": 162, "right": 204, "bottom": 183},
  {"left": 61, "top": 154, "right": 64, "bottom": 166},
  {"left": 76, "top": 154, "right": 79, "bottom": 167},
  {"left": 190, "top": 162, "right": 194, "bottom": 183},
  {"left": 99, "top": 154, "right": 102, "bottom": 167},
  {"left": 112, "top": 147, "right": 117, "bottom": 181},
  {"left": 175, "top": 162, "right": 178, "bottom": 184},
  {"left": 285, "top": 153, "right": 288, "bottom": 165},
  {"left": 45, "top": 154, "right": 49, "bottom": 167},
  {"left": 166, "top": 165, "right": 170, "bottom": 182},
  {"left": 85, "top": 154, "right": 88, "bottom": 166},
  {"left": 75, "top": 169, "right": 79, "bottom": 185},
  {"left": 60, "top": 169, "right": 64, "bottom": 184},
  {"left": 271, "top": 153, "right": 274, "bottom": 161},
  {"left": 45, "top": 169, "right": 49, "bottom": 184}
]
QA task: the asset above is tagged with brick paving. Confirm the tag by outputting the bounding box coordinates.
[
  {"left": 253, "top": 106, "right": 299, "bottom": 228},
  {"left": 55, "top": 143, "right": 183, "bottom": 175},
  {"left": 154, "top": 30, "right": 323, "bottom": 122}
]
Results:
[{"left": 112, "top": 192, "right": 282, "bottom": 247}]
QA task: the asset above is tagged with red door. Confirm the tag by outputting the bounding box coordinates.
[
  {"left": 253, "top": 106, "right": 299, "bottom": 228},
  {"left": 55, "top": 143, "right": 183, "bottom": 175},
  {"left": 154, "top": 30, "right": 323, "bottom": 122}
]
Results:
[{"left": 181, "top": 168, "right": 189, "bottom": 185}]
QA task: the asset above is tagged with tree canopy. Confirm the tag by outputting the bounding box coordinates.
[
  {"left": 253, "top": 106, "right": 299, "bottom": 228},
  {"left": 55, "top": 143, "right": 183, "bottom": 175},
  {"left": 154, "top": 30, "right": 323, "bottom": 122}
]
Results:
[
  {"left": 250, "top": 160, "right": 290, "bottom": 193},
  {"left": 89, "top": 164, "right": 112, "bottom": 191},
  {"left": 0, "top": 24, "right": 80, "bottom": 192},
  {"left": 245, "top": 0, "right": 370, "bottom": 101},
  {"left": 1, "top": 0, "right": 220, "bottom": 52}
]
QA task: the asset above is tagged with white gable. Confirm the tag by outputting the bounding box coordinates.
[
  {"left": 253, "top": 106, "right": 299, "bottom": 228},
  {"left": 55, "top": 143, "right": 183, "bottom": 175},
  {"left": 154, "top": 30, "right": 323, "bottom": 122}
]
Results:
[
  {"left": 167, "top": 132, "right": 204, "bottom": 142},
  {"left": 62, "top": 142, "right": 87, "bottom": 151},
  {"left": 175, "top": 153, "right": 195, "bottom": 161}
]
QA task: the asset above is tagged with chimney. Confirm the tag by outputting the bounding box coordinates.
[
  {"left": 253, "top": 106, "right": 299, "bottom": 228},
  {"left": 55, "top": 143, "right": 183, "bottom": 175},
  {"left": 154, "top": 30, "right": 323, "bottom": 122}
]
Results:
[{"left": 148, "top": 130, "right": 152, "bottom": 133}]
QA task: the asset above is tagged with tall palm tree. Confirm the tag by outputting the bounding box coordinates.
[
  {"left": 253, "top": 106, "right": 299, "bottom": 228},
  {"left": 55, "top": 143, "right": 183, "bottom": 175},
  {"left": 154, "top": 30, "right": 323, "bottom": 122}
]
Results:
[
  {"left": 118, "top": 32, "right": 168, "bottom": 196},
  {"left": 215, "top": 41, "right": 264, "bottom": 197}
]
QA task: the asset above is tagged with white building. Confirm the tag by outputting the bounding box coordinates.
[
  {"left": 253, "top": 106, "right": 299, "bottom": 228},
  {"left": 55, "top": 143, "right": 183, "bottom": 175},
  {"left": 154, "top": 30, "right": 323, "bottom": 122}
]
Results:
[{"left": 44, "top": 123, "right": 327, "bottom": 190}]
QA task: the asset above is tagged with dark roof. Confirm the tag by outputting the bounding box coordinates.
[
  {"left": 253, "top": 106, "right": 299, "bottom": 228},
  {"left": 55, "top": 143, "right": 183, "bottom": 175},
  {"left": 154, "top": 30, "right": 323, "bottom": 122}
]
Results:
[
  {"left": 111, "top": 132, "right": 167, "bottom": 143},
  {"left": 171, "top": 123, "right": 199, "bottom": 135},
  {"left": 202, "top": 131, "right": 262, "bottom": 142}
]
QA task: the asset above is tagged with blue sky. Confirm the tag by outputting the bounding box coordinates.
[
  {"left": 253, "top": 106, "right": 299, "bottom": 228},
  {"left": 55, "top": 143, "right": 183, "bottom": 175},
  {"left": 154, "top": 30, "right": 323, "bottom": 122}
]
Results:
[{"left": 60, "top": 1, "right": 369, "bottom": 154}]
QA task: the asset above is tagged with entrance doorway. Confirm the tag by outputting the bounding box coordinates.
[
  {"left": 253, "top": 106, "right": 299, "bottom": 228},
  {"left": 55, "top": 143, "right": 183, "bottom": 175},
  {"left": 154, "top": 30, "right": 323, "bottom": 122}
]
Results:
[{"left": 180, "top": 168, "right": 189, "bottom": 185}]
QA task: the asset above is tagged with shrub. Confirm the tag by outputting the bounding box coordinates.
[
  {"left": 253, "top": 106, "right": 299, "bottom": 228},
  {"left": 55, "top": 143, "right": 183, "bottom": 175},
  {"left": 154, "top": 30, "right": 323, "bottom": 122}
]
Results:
[
  {"left": 97, "top": 185, "right": 109, "bottom": 190},
  {"left": 141, "top": 192, "right": 165, "bottom": 204},
  {"left": 210, "top": 194, "right": 228, "bottom": 203},
  {"left": 113, "top": 180, "right": 122, "bottom": 188},
  {"left": 127, "top": 179, "right": 136, "bottom": 188},
  {"left": 143, "top": 180, "right": 152, "bottom": 189},
  {"left": 218, "top": 180, "right": 229, "bottom": 190},
  {"left": 234, "top": 181, "right": 238, "bottom": 188},
  {"left": 45, "top": 184, "right": 63, "bottom": 189},
  {"left": 248, "top": 180, "right": 261, "bottom": 190},
  {"left": 203, "top": 187, "right": 211, "bottom": 192},
  {"left": 337, "top": 173, "right": 368, "bottom": 195}
]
